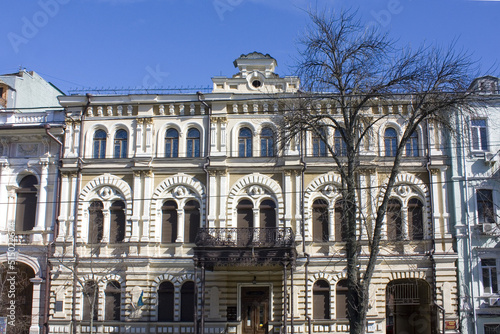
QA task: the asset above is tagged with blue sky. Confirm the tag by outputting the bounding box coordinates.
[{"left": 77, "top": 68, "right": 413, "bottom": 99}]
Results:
[{"left": 1, "top": 0, "right": 498, "bottom": 94}]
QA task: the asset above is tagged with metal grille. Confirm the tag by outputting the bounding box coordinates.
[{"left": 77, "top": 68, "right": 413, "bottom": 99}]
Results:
[
  {"left": 195, "top": 227, "right": 294, "bottom": 247},
  {"left": 387, "top": 281, "right": 421, "bottom": 305}
]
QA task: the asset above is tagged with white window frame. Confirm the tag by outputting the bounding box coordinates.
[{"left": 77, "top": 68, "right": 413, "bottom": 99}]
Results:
[
  {"left": 471, "top": 119, "right": 489, "bottom": 152},
  {"left": 481, "top": 258, "right": 499, "bottom": 295}
]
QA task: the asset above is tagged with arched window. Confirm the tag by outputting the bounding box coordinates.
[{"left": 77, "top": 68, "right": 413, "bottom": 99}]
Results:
[
  {"left": 237, "top": 199, "right": 254, "bottom": 246},
  {"left": 93, "top": 129, "right": 107, "bottom": 159},
  {"left": 334, "top": 129, "right": 347, "bottom": 157},
  {"left": 260, "top": 127, "right": 274, "bottom": 157},
  {"left": 0, "top": 263, "right": 34, "bottom": 327},
  {"left": 406, "top": 131, "right": 419, "bottom": 157},
  {"left": 162, "top": 200, "right": 178, "bottom": 243},
  {"left": 336, "top": 280, "right": 348, "bottom": 319},
  {"left": 89, "top": 201, "right": 104, "bottom": 244},
  {"left": 83, "top": 280, "right": 98, "bottom": 321},
  {"left": 260, "top": 199, "right": 276, "bottom": 244},
  {"left": 312, "top": 199, "right": 329, "bottom": 242},
  {"left": 110, "top": 201, "right": 125, "bottom": 243},
  {"left": 184, "top": 200, "right": 200, "bottom": 243},
  {"left": 260, "top": 200, "right": 276, "bottom": 228},
  {"left": 408, "top": 198, "right": 424, "bottom": 240},
  {"left": 386, "top": 279, "right": 432, "bottom": 334},
  {"left": 387, "top": 199, "right": 402, "bottom": 241},
  {"left": 239, "top": 127, "right": 253, "bottom": 157},
  {"left": 312, "top": 128, "right": 327, "bottom": 157},
  {"left": 384, "top": 128, "right": 397, "bottom": 157},
  {"left": 237, "top": 200, "right": 254, "bottom": 229},
  {"left": 105, "top": 281, "right": 121, "bottom": 321},
  {"left": 313, "top": 280, "right": 330, "bottom": 319},
  {"left": 335, "top": 199, "right": 348, "bottom": 242},
  {"left": 180, "top": 281, "right": 195, "bottom": 322},
  {"left": 187, "top": 128, "right": 200, "bottom": 157},
  {"left": 113, "top": 129, "right": 128, "bottom": 158},
  {"left": 15, "top": 175, "right": 38, "bottom": 232},
  {"left": 158, "top": 282, "right": 174, "bottom": 321},
  {"left": 165, "top": 129, "right": 179, "bottom": 158}
]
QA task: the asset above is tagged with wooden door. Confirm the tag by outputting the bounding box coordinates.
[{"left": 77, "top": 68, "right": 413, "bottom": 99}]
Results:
[{"left": 241, "top": 287, "right": 269, "bottom": 334}]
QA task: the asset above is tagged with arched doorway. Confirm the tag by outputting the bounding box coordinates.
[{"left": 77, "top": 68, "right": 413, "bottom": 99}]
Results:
[
  {"left": 386, "top": 279, "right": 433, "bottom": 334},
  {"left": 0, "top": 262, "right": 35, "bottom": 334}
]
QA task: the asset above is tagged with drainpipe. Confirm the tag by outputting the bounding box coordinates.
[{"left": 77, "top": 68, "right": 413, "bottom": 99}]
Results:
[
  {"left": 42, "top": 124, "right": 63, "bottom": 334},
  {"left": 299, "top": 119, "right": 311, "bottom": 334},
  {"left": 304, "top": 254, "right": 311, "bottom": 334},
  {"left": 197, "top": 92, "right": 211, "bottom": 334},
  {"left": 290, "top": 262, "right": 294, "bottom": 334},
  {"left": 425, "top": 119, "right": 440, "bottom": 332},
  {"left": 283, "top": 262, "right": 288, "bottom": 334},
  {"left": 71, "top": 94, "right": 91, "bottom": 334},
  {"left": 460, "top": 110, "right": 477, "bottom": 334}
]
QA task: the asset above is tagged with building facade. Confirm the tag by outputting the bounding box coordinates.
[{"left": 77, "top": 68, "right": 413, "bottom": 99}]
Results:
[
  {"left": 453, "top": 76, "right": 500, "bottom": 334},
  {"left": 48, "top": 53, "right": 459, "bottom": 334},
  {"left": 0, "top": 70, "right": 65, "bottom": 334}
]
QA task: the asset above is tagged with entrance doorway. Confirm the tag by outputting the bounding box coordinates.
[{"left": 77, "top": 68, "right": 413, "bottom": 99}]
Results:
[
  {"left": 241, "top": 287, "right": 269, "bottom": 334},
  {"left": 386, "top": 279, "right": 432, "bottom": 334}
]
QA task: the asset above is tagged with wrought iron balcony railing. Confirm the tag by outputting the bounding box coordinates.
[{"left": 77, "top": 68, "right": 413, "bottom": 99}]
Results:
[{"left": 195, "top": 227, "right": 294, "bottom": 248}]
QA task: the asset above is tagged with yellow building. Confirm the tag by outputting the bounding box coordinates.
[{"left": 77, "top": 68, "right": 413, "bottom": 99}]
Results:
[{"left": 49, "top": 52, "right": 458, "bottom": 334}]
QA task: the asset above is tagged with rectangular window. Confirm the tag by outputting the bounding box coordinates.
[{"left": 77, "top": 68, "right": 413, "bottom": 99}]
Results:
[
  {"left": 482, "top": 259, "right": 498, "bottom": 294},
  {"left": 477, "top": 189, "right": 495, "bottom": 224},
  {"left": 485, "top": 324, "right": 500, "bottom": 334},
  {"left": 55, "top": 300, "right": 63, "bottom": 312},
  {"left": 471, "top": 119, "right": 488, "bottom": 151}
]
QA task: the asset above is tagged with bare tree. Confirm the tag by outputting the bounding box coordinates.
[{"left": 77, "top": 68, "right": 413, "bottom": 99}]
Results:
[
  {"left": 0, "top": 262, "right": 34, "bottom": 334},
  {"left": 51, "top": 208, "right": 126, "bottom": 334},
  {"left": 281, "top": 9, "right": 475, "bottom": 334}
]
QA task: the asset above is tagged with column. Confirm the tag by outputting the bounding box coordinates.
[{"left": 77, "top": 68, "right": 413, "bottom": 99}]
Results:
[
  {"left": 439, "top": 167, "right": 451, "bottom": 238},
  {"left": 358, "top": 170, "right": 369, "bottom": 239},
  {"left": 0, "top": 160, "right": 10, "bottom": 237},
  {"left": 283, "top": 171, "right": 293, "bottom": 229},
  {"left": 34, "top": 158, "right": 50, "bottom": 233},
  {"left": 365, "top": 170, "right": 376, "bottom": 239},
  {"left": 294, "top": 172, "right": 303, "bottom": 241},
  {"left": 253, "top": 208, "right": 260, "bottom": 228},
  {"left": 73, "top": 122, "right": 81, "bottom": 157},
  {"left": 57, "top": 173, "right": 70, "bottom": 242},
  {"left": 63, "top": 121, "right": 73, "bottom": 158},
  {"left": 218, "top": 170, "right": 228, "bottom": 227},
  {"left": 328, "top": 208, "right": 335, "bottom": 241},
  {"left": 141, "top": 170, "right": 152, "bottom": 242},
  {"left": 68, "top": 174, "right": 78, "bottom": 241},
  {"left": 101, "top": 204, "right": 110, "bottom": 243},
  {"left": 144, "top": 118, "right": 153, "bottom": 155},
  {"left": 29, "top": 277, "right": 43, "bottom": 334},
  {"left": 208, "top": 171, "right": 217, "bottom": 228},
  {"left": 176, "top": 209, "right": 185, "bottom": 242},
  {"left": 131, "top": 171, "right": 141, "bottom": 242},
  {"left": 210, "top": 117, "right": 217, "bottom": 153},
  {"left": 220, "top": 118, "right": 227, "bottom": 156},
  {"left": 135, "top": 119, "right": 143, "bottom": 155},
  {"left": 6, "top": 186, "right": 17, "bottom": 233},
  {"left": 401, "top": 207, "right": 409, "bottom": 239}
]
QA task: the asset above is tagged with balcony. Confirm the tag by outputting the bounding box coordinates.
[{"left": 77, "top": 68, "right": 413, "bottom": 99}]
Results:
[
  {"left": 195, "top": 227, "right": 294, "bottom": 247},
  {"left": 194, "top": 227, "right": 296, "bottom": 268}
]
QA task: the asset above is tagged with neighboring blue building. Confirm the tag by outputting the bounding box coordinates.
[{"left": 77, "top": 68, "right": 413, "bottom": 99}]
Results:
[
  {"left": 0, "top": 70, "right": 64, "bottom": 334},
  {"left": 452, "top": 76, "right": 500, "bottom": 334}
]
